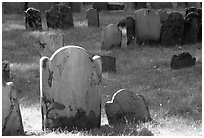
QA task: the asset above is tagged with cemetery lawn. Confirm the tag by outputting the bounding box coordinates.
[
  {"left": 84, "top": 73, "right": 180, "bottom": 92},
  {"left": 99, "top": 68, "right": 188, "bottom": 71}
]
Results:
[{"left": 2, "top": 5, "right": 202, "bottom": 136}]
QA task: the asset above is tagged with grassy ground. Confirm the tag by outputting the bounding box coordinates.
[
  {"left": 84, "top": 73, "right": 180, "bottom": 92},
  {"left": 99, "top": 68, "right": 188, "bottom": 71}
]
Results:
[{"left": 2, "top": 5, "right": 202, "bottom": 136}]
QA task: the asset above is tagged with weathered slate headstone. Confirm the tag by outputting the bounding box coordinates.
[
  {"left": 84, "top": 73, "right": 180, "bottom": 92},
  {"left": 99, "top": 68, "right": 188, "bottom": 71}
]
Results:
[
  {"left": 170, "top": 52, "right": 196, "bottom": 69},
  {"left": 105, "top": 89, "right": 152, "bottom": 126},
  {"left": 40, "top": 46, "right": 102, "bottom": 131},
  {"left": 134, "top": 9, "right": 161, "bottom": 44},
  {"left": 161, "top": 11, "right": 185, "bottom": 46},
  {"left": 45, "top": 3, "right": 73, "bottom": 29},
  {"left": 86, "top": 8, "right": 99, "bottom": 27},
  {"left": 24, "top": 7, "right": 42, "bottom": 30},
  {"left": 2, "top": 60, "right": 10, "bottom": 86},
  {"left": 2, "top": 82, "right": 24, "bottom": 136},
  {"left": 38, "top": 31, "right": 64, "bottom": 57},
  {"left": 101, "top": 24, "right": 122, "bottom": 50},
  {"left": 126, "top": 16, "right": 135, "bottom": 45}
]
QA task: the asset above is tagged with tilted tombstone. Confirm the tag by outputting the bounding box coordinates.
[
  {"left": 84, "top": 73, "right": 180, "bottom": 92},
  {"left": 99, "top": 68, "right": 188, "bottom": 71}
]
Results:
[
  {"left": 101, "top": 24, "right": 122, "bottom": 50},
  {"left": 38, "top": 31, "right": 64, "bottom": 57},
  {"left": 126, "top": 16, "right": 135, "bottom": 45},
  {"left": 46, "top": 3, "right": 73, "bottom": 29},
  {"left": 185, "top": 12, "right": 200, "bottom": 44},
  {"left": 134, "top": 9, "right": 161, "bottom": 44},
  {"left": 40, "top": 46, "right": 102, "bottom": 131},
  {"left": 24, "top": 7, "right": 42, "bottom": 30},
  {"left": 161, "top": 12, "right": 185, "bottom": 46},
  {"left": 2, "top": 63, "right": 24, "bottom": 136},
  {"left": 86, "top": 8, "right": 99, "bottom": 27},
  {"left": 105, "top": 89, "right": 152, "bottom": 126}
]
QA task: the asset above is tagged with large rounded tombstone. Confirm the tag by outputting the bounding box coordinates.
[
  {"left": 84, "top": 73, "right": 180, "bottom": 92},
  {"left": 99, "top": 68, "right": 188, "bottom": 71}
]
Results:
[
  {"left": 134, "top": 9, "right": 161, "bottom": 43},
  {"left": 126, "top": 16, "right": 135, "bottom": 45},
  {"left": 86, "top": 8, "right": 99, "bottom": 27},
  {"left": 40, "top": 46, "right": 102, "bottom": 131},
  {"left": 185, "top": 12, "right": 200, "bottom": 44},
  {"left": 105, "top": 89, "right": 152, "bottom": 126},
  {"left": 38, "top": 30, "right": 64, "bottom": 57},
  {"left": 161, "top": 11, "right": 185, "bottom": 46},
  {"left": 101, "top": 24, "right": 122, "bottom": 50}
]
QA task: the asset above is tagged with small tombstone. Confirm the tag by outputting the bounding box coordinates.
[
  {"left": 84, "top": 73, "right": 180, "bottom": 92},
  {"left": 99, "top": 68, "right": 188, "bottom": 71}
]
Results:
[
  {"left": 185, "top": 12, "right": 200, "bottom": 44},
  {"left": 24, "top": 7, "right": 42, "bottom": 30},
  {"left": 105, "top": 89, "right": 152, "bottom": 126},
  {"left": 41, "top": 13, "right": 48, "bottom": 30},
  {"left": 134, "top": 9, "right": 161, "bottom": 44},
  {"left": 38, "top": 31, "right": 64, "bottom": 57},
  {"left": 86, "top": 8, "right": 99, "bottom": 27},
  {"left": 40, "top": 46, "right": 102, "bottom": 131},
  {"left": 126, "top": 16, "right": 135, "bottom": 45},
  {"left": 170, "top": 52, "right": 196, "bottom": 69},
  {"left": 101, "top": 24, "right": 122, "bottom": 50},
  {"left": 101, "top": 55, "right": 116, "bottom": 73},
  {"left": 46, "top": 3, "right": 73, "bottom": 29},
  {"left": 2, "top": 82, "right": 24, "bottom": 136},
  {"left": 93, "top": 2, "right": 108, "bottom": 11},
  {"left": 2, "top": 60, "right": 10, "bottom": 86},
  {"left": 161, "top": 11, "right": 185, "bottom": 46}
]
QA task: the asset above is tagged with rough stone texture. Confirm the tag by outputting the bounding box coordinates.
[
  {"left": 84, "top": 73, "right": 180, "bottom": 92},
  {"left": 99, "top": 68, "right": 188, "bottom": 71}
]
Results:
[
  {"left": 185, "top": 12, "right": 200, "bottom": 44},
  {"left": 105, "top": 89, "right": 152, "bottom": 126},
  {"left": 24, "top": 7, "right": 42, "bottom": 30},
  {"left": 2, "top": 60, "right": 10, "bottom": 86},
  {"left": 134, "top": 9, "right": 161, "bottom": 43},
  {"left": 45, "top": 3, "right": 73, "bottom": 29},
  {"left": 2, "top": 82, "right": 24, "bottom": 136},
  {"left": 93, "top": 2, "right": 108, "bottom": 11},
  {"left": 170, "top": 52, "right": 196, "bottom": 69},
  {"left": 161, "top": 12, "right": 185, "bottom": 46},
  {"left": 2, "top": 2, "right": 25, "bottom": 14},
  {"left": 101, "top": 24, "right": 122, "bottom": 50},
  {"left": 86, "top": 8, "right": 99, "bottom": 27},
  {"left": 38, "top": 30, "right": 64, "bottom": 57},
  {"left": 149, "top": 2, "right": 173, "bottom": 9},
  {"left": 40, "top": 46, "right": 102, "bottom": 131},
  {"left": 126, "top": 16, "right": 135, "bottom": 45}
]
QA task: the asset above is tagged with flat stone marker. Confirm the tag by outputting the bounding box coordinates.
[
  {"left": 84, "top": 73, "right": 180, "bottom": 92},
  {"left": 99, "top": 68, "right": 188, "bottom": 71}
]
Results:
[
  {"left": 105, "top": 89, "right": 152, "bottom": 126},
  {"left": 101, "top": 24, "right": 122, "bottom": 50},
  {"left": 2, "top": 82, "right": 24, "bottom": 136},
  {"left": 86, "top": 8, "right": 99, "bottom": 27},
  {"left": 40, "top": 45, "right": 102, "bottom": 131},
  {"left": 38, "top": 31, "right": 64, "bottom": 57}
]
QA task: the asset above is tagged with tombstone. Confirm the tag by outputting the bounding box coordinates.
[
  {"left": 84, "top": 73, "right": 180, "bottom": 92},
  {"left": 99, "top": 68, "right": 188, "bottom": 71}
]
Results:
[
  {"left": 2, "top": 60, "right": 10, "bottom": 86},
  {"left": 92, "top": 55, "right": 102, "bottom": 74},
  {"left": 101, "top": 24, "right": 122, "bottom": 50},
  {"left": 185, "top": 12, "right": 200, "bottom": 44},
  {"left": 93, "top": 2, "right": 108, "bottom": 11},
  {"left": 161, "top": 12, "right": 185, "bottom": 46},
  {"left": 2, "top": 82, "right": 24, "bottom": 136},
  {"left": 101, "top": 55, "right": 116, "bottom": 73},
  {"left": 2, "top": 2, "right": 25, "bottom": 14},
  {"left": 126, "top": 16, "right": 135, "bottom": 45},
  {"left": 149, "top": 2, "right": 173, "bottom": 9},
  {"left": 46, "top": 3, "right": 73, "bottom": 29},
  {"left": 38, "top": 31, "right": 64, "bottom": 57},
  {"left": 134, "top": 9, "right": 161, "bottom": 44},
  {"left": 105, "top": 89, "right": 152, "bottom": 126},
  {"left": 86, "top": 8, "right": 99, "bottom": 27},
  {"left": 24, "top": 7, "right": 42, "bottom": 30},
  {"left": 170, "top": 52, "right": 196, "bottom": 69},
  {"left": 41, "top": 13, "right": 48, "bottom": 30},
  {"left": 40, "top": 46, "right": 102, "bottom": 131}
]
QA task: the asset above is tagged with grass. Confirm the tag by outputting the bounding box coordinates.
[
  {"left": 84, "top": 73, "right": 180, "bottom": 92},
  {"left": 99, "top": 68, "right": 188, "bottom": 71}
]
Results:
[{"left": 2, "top": 4, "right": 202, "bottom": 136}]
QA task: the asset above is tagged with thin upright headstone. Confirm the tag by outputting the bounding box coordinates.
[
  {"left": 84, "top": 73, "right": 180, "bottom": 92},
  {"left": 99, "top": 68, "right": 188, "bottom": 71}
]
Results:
[
  {"left": 86, "top": 8, "right": 99, "bottom": 27},
  {"left": 126, "top": 16, "right": 135, "bottom": 45}
]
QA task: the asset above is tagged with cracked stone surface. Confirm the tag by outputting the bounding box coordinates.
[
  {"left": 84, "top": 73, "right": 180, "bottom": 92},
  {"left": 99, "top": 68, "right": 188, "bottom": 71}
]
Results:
[
  {"left": 40, "top": 45, "right": 102, "bottom": 131},
  {"left": 105, "top": 89, "right": 152, "bottom": 126},
  {"left": 2, "top": 82, "right": 24, "bottom": 136}
]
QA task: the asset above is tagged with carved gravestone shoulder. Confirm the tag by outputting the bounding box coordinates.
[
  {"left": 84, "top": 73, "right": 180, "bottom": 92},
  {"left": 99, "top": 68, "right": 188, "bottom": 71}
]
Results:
[
  {"left": 86, "top": 8, "right": 99, "bottom": 27},
  {"left": 105, "top": 89, "right": 152, "bottom": 126},
  {"left": 2, "top": 82, "right": 24, "bottom": 136},
  {"left": 40, "top": 45, "right": 102, "bottom": 131}
]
